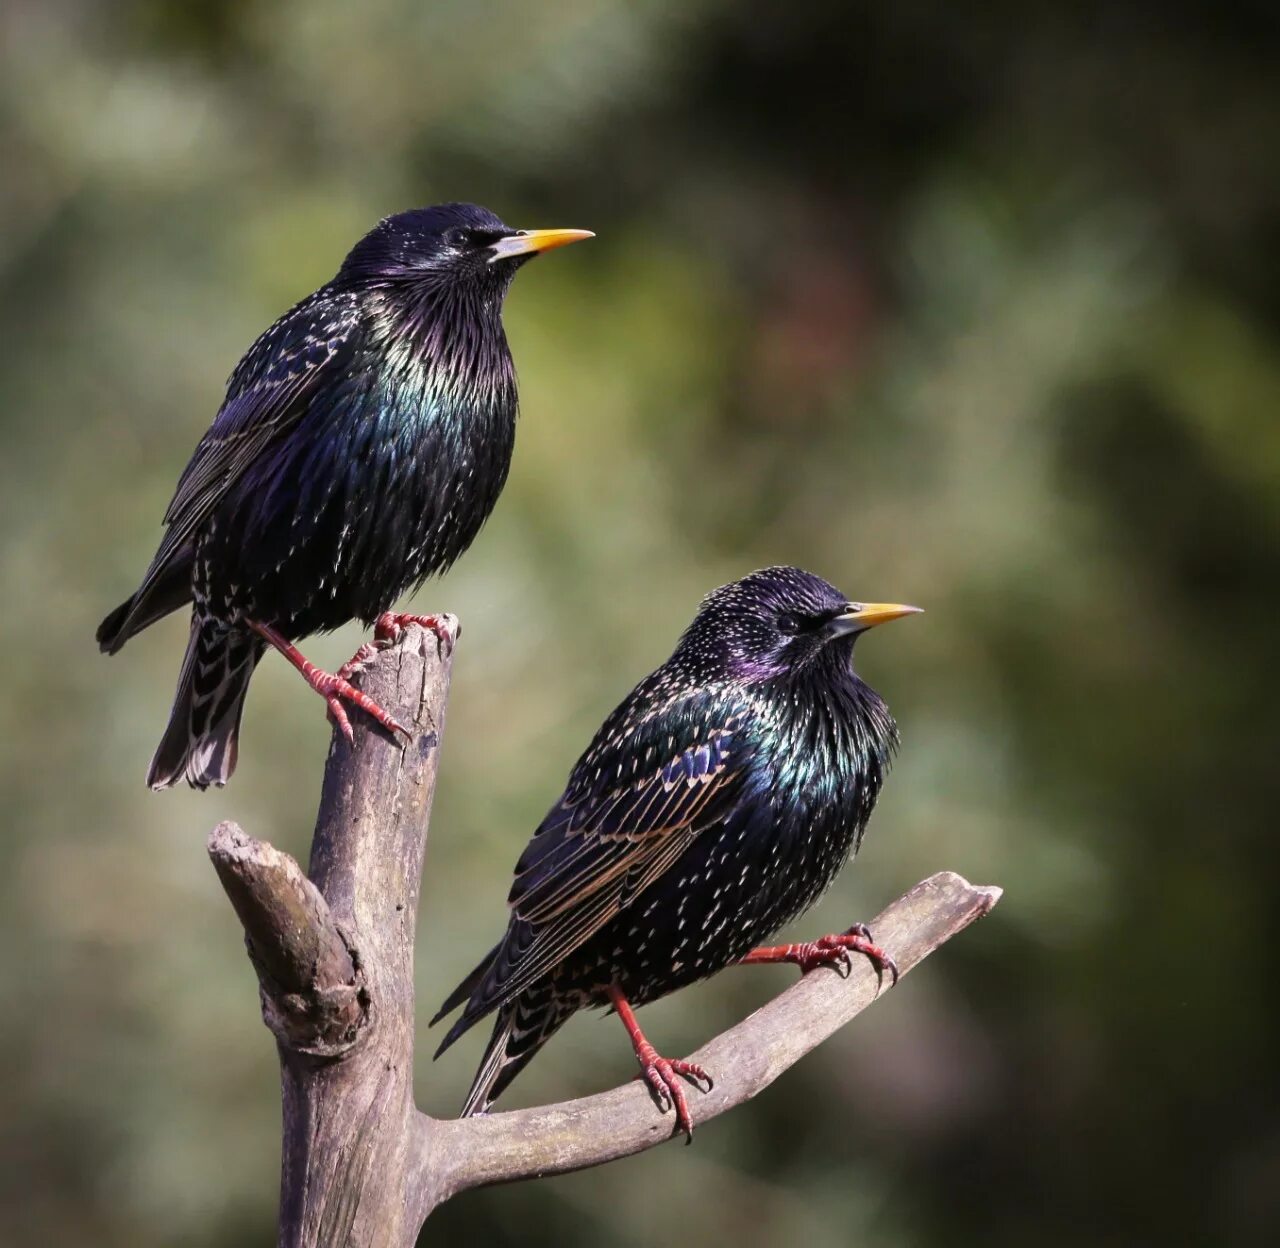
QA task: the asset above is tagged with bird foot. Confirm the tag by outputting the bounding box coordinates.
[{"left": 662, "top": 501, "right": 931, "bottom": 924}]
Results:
[
  {"left": 246, "top": 620, "right": 408, "bottom": 745},
  {"left": 373, "top": 611, "right": 460, "bottom": 657},
  {"left": 314, "top": 667, "right": 408, "bottom": 745},
  {"left": 318, "top": 613, "right": 459, "bottom": 739},
  {"left": 608, "top": 982, "right": 711, "bottom": 1144},
  {"left": 741, "top": 923, "right": 899, "bottom": 990},
  {"left": 634, "top": 1050, "right": 713, "bottom": 1143},
  {"left": 335, "top": 612, "right": 460, "bottom": 683}
]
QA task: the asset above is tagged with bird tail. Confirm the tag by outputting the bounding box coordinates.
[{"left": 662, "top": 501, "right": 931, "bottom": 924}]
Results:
[
  {"left": 456, "top": 986, "right": 570, "bottom": 1117},
  {"left": 430, "top": 942, "right": 502, "bottom": 1032},
  {"left": 147, "top": 616, "right": 263, "bottom": 791},
  {"left": 97, "top": 548, "right": 194, "bottom": 654}
]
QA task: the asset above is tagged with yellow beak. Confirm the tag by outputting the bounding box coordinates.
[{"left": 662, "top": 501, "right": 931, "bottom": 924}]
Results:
[
  {"left": 828, "top": 602, "right": 923, "bottom": 635},
  {"left": 487, "top": 228, "right": 595, "bottom": 263}
]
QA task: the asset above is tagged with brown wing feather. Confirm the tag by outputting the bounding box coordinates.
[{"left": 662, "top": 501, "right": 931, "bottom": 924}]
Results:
[{"left": 433, "top": 697, "right": 747, "bottom": 1053}]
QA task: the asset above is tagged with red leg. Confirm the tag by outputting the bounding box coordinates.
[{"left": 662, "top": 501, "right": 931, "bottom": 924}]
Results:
[
  {"left": 246, "top": 620, "right": 408, "bottom": 744},
  {"left": 608, "top": 984, "right": 712, "bottom": 1144},
  {"left": 374, "top": 611, "right": 460, "bottom": 656},
  {"left": 740, "top": 923, "right": 899, "bottom": 990}
]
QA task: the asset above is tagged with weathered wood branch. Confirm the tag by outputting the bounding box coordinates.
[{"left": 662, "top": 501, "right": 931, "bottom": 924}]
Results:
[
  {"left": 208, "top": 822, "right": 365, "bottom": 1056},
  {"left": 428, "top": 869, "right": 1000, "bottom": 1196},
  {"left": 208, "top": 621, "right": 1002, "bottom": 1245},
  {"left": 210, "top": 619, "right": 458, "bottom": 1246}
]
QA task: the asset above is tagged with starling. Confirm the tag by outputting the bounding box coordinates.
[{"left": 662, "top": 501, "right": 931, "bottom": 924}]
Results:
[
  {"left": 97, "top": 202, "right": 592, "bottom": 789},
  {"left": 433, "top": 566, "right": 920, "bottom": 1139}
]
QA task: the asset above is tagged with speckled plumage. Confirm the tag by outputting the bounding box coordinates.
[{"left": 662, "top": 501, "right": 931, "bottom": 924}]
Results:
[
  {"left": 433, "top": 567, "right": 915, "bottom": 1119},
  {"left": 98, "top": 203, "right": 582, "bottom": 789}
]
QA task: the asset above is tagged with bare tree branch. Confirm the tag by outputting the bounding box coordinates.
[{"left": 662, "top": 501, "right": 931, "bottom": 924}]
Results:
[
  {"left": 427, "top": 870, "right": 1000, "bottom": 1197},
  {"left": 208, "top": 620, "right": 1003, "bottom": 1244},
  {"left": 212, "top": 619, "right": 458, "bottom": 1247},
  {"left": 208, "top": 821, "right": 365, "bottom": 1057}
]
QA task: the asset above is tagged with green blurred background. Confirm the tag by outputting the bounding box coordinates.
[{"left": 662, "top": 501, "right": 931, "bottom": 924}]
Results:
[{"left": 2, "top": 2, "right": 1277, "bottom": 1244}]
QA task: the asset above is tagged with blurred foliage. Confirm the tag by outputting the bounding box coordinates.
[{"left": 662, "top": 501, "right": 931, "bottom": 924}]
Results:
[{"left": 2, "top": 1, "right": 1277, "bottom": 1245}]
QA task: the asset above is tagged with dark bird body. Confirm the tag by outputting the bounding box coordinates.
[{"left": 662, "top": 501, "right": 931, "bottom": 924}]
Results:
[
  {"left": 434, "top": 567, "right": 920, "bottom": 1135},
  {"left": 188, "top": 280, "right": 515, "bottom": 639},
  {"left": 97, "top": 203, "right": 591, "bottom": 789}
]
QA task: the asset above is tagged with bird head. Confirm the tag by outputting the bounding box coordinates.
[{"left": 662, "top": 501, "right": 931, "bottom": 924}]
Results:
[
  {"left": 679, "top": 566, "right": 921, "bottom": 682},
  {"left": 336, "top": 202, "right": 593, "bottom": 292}
]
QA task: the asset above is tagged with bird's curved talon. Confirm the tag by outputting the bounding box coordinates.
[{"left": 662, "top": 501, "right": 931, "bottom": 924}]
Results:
[
  {"left": 827, "top": 926, "right": 899, "bottom": 989},
  {"left": 636, "top": 1064, "right": 670, "bottom": 1109},
  {"left": 638, "top": 1054, "right": 708, "bottom": 1143},
  {"left": 325, "top": 696, "right": 355, "bottom": 744},
  {"left": 795, "top": 940, "right": 853, "bottom": 976},
  {"left": 607, "top": 983, "right": 708, "bottom": 1143},
  {"left": 373, "top": 611, "right": 459, "bottom": 658},
  {"left": 315, "top": 671, "right": 407, "bottom": 739},
  {"left": 687, "top": 1063, "right": 714, "bottom": 1093},
  {"left": 740, "top": 924, "right": 897, "bottom": 988},
  {"left": 247, "top": 620, "right": 407, "bottom": 741}
]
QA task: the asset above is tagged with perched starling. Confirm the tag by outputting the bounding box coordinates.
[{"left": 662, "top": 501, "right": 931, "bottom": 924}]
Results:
[
  {"left": 433, "top": 566, "right": 920, "bottom": 1138},
  {"left": 97, "top": 202, "right": 591, "bottom": 789}
]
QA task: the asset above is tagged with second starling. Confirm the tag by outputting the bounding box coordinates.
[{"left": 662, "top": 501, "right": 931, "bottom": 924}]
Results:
[{"left": 433, "top": 566, "right": 920, "bottom": 1138}]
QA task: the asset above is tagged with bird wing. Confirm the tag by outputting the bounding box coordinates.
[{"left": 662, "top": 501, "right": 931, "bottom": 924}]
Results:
[
  {"left": 437, "top": 689, "right": 750, "bottom": 1045},
  {"left": 121, "top": 288, "right": 362, "bottom": 629}
]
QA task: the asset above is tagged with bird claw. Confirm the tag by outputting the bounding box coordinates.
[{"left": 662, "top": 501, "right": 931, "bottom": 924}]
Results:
[
  {"left": 742, "top": 923, "right": 898, "bottom": 991},
  {"left": 314, "top": 669, "right": 408, "bottom": 740},
  {"left": 325, "top": 695, "right": 355, "bottom": 744},
  {"left": 787, "top": 940, "right": 850, "bottom": 977},
  {"left": 246, "top": 620, "right": 409, "bottom": 742},
  {"left": 818, "top": 926, "right": 899, "bottom": 990},
  {"left": 322, "top": 615, "right": 460, "bottom": 742},
  {"left": 373, "top": 611, "right": 460, "bottom": 658},
  {"left": 635, "top": 1053, "right": 712, "bottom": 1143},
  {"left": 608, "top": 982, "right": 711, "bottom": 1143}
]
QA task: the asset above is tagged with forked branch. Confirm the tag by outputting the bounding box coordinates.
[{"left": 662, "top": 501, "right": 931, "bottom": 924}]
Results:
[
  {"left": 207, "top": 622, "right": 1002, "bottom": 1244},
  {"left": 428, "top": 869, "right": 1000, "bottom": 1197}
]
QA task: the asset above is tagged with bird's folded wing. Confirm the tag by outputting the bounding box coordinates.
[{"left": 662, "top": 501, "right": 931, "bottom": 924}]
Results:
[
  {"left": 127, "top": 290, "right": 362, "bottom": 618},
  {"left": 457, "top": 698, "right": 749, "bottom": 1023}
]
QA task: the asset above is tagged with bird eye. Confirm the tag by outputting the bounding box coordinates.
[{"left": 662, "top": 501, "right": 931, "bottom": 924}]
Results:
[
  {"left": 445, "top": 226, "right": 472, "bottom": 248},
  {"left": 777, "top": 611, "right": 804, "bottom": 635}
]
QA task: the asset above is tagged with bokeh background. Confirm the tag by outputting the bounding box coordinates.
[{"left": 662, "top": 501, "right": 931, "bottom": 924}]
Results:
[{"left": 2, "top": 2, "right": 1277, "bottom": 1245}]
